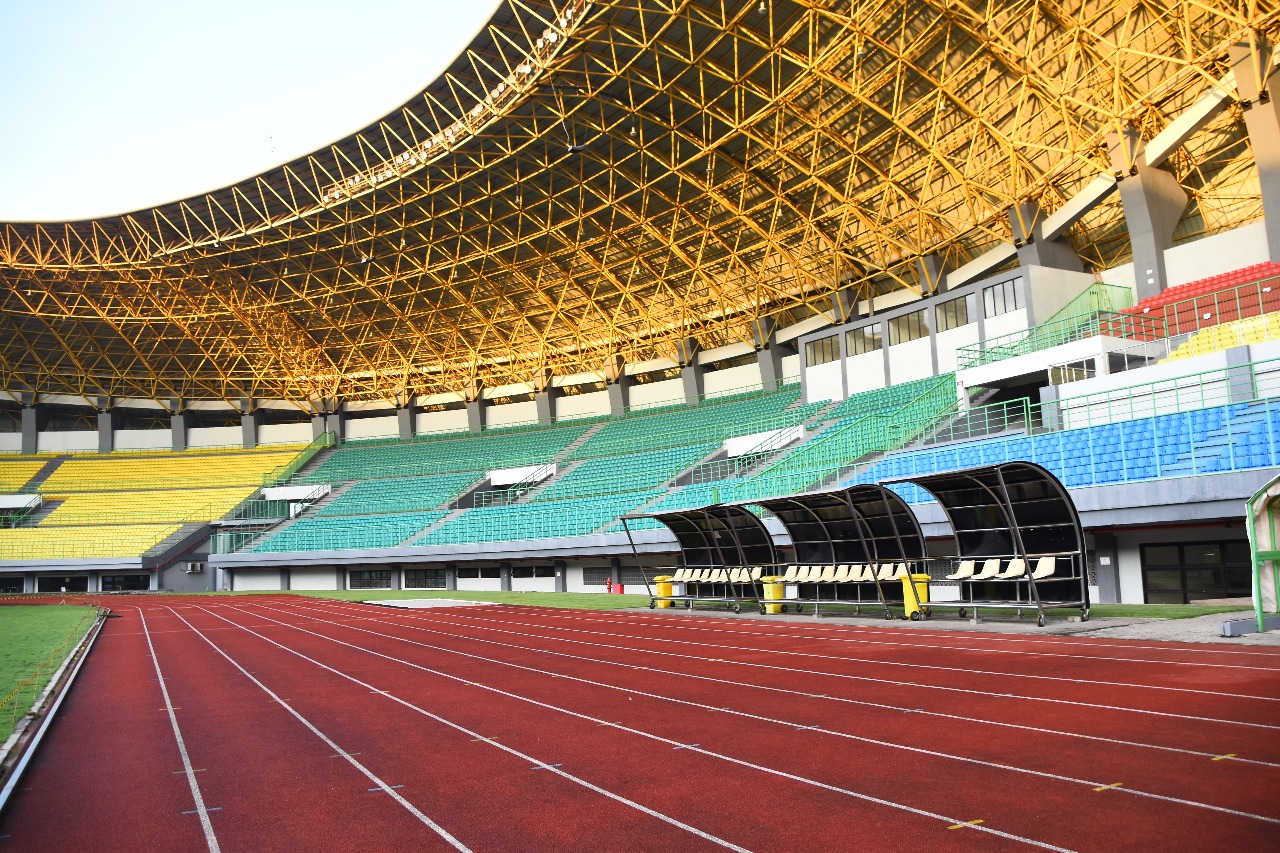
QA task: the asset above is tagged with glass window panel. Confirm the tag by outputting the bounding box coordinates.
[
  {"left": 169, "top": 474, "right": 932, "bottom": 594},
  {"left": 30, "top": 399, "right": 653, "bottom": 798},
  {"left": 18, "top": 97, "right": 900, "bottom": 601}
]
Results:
[
  {"left": 1183, "top": 544, "right": 1223, "bottom": 565},
  {"left": 1142, "top": 545, "right": 1180, "bottom": 566}
]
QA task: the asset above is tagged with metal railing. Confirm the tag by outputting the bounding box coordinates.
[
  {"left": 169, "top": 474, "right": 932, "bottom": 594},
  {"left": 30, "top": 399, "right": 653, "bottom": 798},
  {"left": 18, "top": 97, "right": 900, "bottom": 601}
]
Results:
[
  {"left": 954, "top": 311, "right": 1166, "bottom": 370},
  {"left": 262, "top": 431, "right": 334, "bottom": 485},
  {"left": 1153, "top": 274, "right": 1280, "bottom": 337}
]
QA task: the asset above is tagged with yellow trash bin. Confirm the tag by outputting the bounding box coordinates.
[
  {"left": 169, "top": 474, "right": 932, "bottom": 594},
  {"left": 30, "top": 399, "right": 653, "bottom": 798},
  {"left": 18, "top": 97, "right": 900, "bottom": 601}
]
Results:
[
  {"left": 902, "top": 573, "right": 931, "bottom": 621},
  {"left": 760, "top": 576, "right": 786, "bottom": 614},
  {"left": 653, "top": 575, "right": 674, "bottom": 608}
]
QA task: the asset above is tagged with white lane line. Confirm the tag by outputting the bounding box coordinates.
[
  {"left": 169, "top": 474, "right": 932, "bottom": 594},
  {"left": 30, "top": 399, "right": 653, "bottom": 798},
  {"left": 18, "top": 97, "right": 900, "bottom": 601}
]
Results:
[
  {"left": 300, "top": 599, "right": 1280, "bottom": 732},
  {"left": 185, "top": 606, "right": 753, "bottom": 853},
  {"left": 163, "top": 607, "right": 471, "bottom": 852},
  {"left": 249, "top": 600, "right": 1280, "bottom": 828},
  {"left": 207, "top": 603, "right": 1083, "bottom": 850},
  {"left": 289, "top": 600, "right": 1280, "bottom": 768},
  {"left": 137, "top": 609, "right": 221, "bottom": 853}
]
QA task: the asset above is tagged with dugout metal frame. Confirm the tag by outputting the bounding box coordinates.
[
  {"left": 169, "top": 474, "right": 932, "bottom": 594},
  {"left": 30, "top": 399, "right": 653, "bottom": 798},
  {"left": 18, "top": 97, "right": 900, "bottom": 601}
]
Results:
[
  {"left": 750, "top": 485, "right": 927, "bottom": 618},
  {"left": 623, "top": 504, "right": 775, "bottom": 613},
  {"left": 894, "top": 461, "right": 1089, "bottom": 626}
]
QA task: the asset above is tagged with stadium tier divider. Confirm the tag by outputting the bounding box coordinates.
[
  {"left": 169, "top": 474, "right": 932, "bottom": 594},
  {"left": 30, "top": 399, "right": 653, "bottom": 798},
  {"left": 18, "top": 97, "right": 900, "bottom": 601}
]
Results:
[{"left": 418, "top": 490, "right": 664, "bottom": 545}]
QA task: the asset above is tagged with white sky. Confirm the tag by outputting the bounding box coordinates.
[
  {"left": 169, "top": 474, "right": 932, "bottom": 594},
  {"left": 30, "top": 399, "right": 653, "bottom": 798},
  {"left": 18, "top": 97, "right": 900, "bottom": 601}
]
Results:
[{"left": 0, "top": 0, "right": 499, "bottom": 221}]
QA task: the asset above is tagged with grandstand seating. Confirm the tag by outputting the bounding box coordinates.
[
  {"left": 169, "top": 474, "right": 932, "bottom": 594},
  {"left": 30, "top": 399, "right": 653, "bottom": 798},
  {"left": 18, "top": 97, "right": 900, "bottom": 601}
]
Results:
[
  {"left": 41, "top": 446, "right": 302, "bottom": 491},
  {"left": 418, "top": 491, "right": 661, "bottom": 544},
  {"left": 253, "top": 510, "right": 447, "bottom": 552},
  {"left": 1121, "top": 262, "right": 1280, "bottom": 337},
  {"left": 567, "top": 386, "right": 808, "bottom": 459},
  {"left": 1126, "top": 262, "right": 1280, "bottom": 316},
  {"left": 531, "top": 443, "right": 716, "bottom": 501},
  {"left": 0, "top": 458, "right": 45, "bottom": 493},
  {"left": 316, "top": 472, "right": 479, "bottom": 516},
  {"left": 849, "top": 398, "right": 1278, "bottom": 503},
  {"left": 1165, "top": 310, "right": 1280, "bottom": 361},
  {"left": 303, "top": 424, "right": 589, "bottom": 482}
]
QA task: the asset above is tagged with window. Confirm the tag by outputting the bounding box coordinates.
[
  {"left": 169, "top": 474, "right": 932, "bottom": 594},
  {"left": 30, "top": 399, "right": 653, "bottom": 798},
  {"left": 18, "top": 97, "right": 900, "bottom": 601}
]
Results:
[
  {"left": 983, "top": 277, "right": 1023, "bottom": 318},
  {"left": 456, "top": 567, "right": 480, "bottom": 579},
  {"left": 804, "top": 334, "right": 840, "bottom": 366},
  {"left": 405, "top": 568, "right": 446, "bottom": 589},
  {"left": 348, "top": 570, "right": 393, "bottom": 589},
  {"left": 934, "top": 294, "right": 975, "bottom": 332},
  {"left": 888, "top": 310, "right": 928, "bottom": 346},
  {"left": 1140, "top": 540, "right": 1251, "bottom": 604},
  {"left": 101, "top": 574, "right": 150, "bottom": 591},
  {"left": 512, "top": 565, "right": 556, "bottom": 579},
  {"left": 845, "top": 323, "right": 882, "bottom": 356}
]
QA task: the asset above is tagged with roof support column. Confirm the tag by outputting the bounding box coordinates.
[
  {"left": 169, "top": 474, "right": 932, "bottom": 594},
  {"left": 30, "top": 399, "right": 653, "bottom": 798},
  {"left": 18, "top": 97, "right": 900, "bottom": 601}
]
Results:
[
  {"left": 533, "top": 368, "right": 560, "bottom": 426},
  {"left": 752, "top": 318, "right": 793, "bottom": 392},
  {"left": 1011, "top": 202, "right": 1084, "bottom": 272},
  {"left": 1232, "top": 37, "right": 1280, "bottom": 262},
  {"left": 676, "top": 338, "right": 702, "bottom": 405},
  {"left": 464, "top": 379, "right": 485, "bottom": 434},
  {"left": 239, "top": 399, "right": 259, "bottom": 449},
  {"left": 96, "top": 397, "right": 116, "bottom": 454},
  {"left": 605, "top": 355, "right": 630, "bottom": 417},
  {"left": 20, "top": 396, "right": 42, "bottom": 456},
  {"left": 1109, "top": 127, "right": 1188, "bottom": 300},
  {"left": 394, "top": 388, "right": 413, "bottom": 441},
  {"left": 916, "top": 253, "right": 950, "bottom": 295},
  {"left": 169, "top": 399, "right": 190, "bottom": 452}
]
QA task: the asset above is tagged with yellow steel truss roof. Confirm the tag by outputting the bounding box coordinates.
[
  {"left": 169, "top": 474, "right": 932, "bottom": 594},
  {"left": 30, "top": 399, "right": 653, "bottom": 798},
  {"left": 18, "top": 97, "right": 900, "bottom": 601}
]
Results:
[{"left": 1, "top": 0, "right": 1276, "bottom": 404}]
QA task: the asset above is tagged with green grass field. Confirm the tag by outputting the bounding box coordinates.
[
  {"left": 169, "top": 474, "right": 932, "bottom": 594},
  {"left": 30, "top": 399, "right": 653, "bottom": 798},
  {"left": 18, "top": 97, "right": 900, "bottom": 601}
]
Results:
[{"left": 0, "top": 606, "right": 97, "bottom": 743}]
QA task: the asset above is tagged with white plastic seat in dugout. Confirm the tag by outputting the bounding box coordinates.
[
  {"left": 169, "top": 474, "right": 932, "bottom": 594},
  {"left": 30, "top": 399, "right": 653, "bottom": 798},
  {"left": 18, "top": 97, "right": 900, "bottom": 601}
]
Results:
[
  {"left": 945, "top": 559, "right": 975, "bottom": 580},
  {"left": 996, "top": 558, "right": 1027, "bottom": 579}
]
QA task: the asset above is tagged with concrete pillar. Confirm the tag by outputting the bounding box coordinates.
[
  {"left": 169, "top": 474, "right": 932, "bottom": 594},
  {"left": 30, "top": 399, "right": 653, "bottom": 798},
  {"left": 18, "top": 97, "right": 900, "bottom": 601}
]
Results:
[
  {"left": 554, "top": 559, "right": 567, "bottom": 593},
  {"left": 606, "top": 378, "right": 629, "bottom": 417},
  {"left": 170, "top": 405, "right": 190, "bottom": 452},
  {"left": 1011, "top": 202, "right": 1084, "bottom": 272},
  {"left": 464, "top": 378, "right": 485, "bottom": 434},
  {"left": 96, "top": 401, "right": 116, "bottom": 455},
  {"left": 1226, "top": 345, "right": 1256, "bottom": 403},
  {"left": 1092, "top": 532, "right": 1120, "bottom": 604},
  {"left": 534, "top": 389, "right": 560, "bottom": 426},
  {"left": 240, "top": 406, "right": 259, "bottom": 449},
  {"left": 20, "top": 402, "right": 42, "bottom": 456},
  {"left": 499, "top": 562, "right": 512, "bottom": 592},
  {"left": 680, "top": 362, "right": 704, "bottom": 404},
  {"left": 1038, "top": 384, "right": 1063, "bottom": 431},
  {"left": 830, "top": 289, "right": 859, "bottom": 324},
  {"left": 280, "top": 568, "right": 291, "bottom": 591},
  {"left": 609, "top": 557, "right": 622, "bottom": 591},
  {"left": 311, "top": 414, "right": 327, "bottom": 440},
  {"left": 916, "top": 253, "right": 949, "bottom": 295},
  {"left": 1232, "top": 37, "right": 1280, "bottom": 262},
  {"left": 390, "top": 567, "right": 402, "bottom": 590},
  {"left": 336, "top": 567, "right": 346, "bottom": 590},
  {"left": 396, "top": 406, "right": 414, "bottom": 440},
  {"left": 1109, "top": 127, "right": 1188, "bottom": 299}
]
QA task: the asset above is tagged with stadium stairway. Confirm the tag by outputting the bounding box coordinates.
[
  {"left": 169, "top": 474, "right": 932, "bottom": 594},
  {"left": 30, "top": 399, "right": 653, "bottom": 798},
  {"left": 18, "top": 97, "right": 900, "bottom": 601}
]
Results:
[
  {"left": 19, "top": 458, "right": 65, "bottom": 493},
  {"left": 553, "top": 422, "right": 607, "bottom": 462},
  {"left": 513, "top": 459, "right": 586, "bottom": 501},
  {"left": 142, "top": 521, "right": 212, "bottom": 567},
  {"left": 403, "top": 508, "right": 467, "bottom": 545}
]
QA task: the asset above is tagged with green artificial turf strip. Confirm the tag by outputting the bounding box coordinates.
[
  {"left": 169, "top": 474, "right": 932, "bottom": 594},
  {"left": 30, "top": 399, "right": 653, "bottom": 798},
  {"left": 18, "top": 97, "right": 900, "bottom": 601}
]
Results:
[
  {"left": 0, "top": 605, "right": 97, "bottom": 743},
  {"left": 1086, "top": 603, "right": 1250, "bottom": 619}
]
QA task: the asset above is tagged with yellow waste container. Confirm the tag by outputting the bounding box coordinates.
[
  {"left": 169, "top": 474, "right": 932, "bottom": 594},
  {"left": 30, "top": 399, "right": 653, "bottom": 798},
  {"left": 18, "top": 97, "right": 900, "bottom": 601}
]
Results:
[
  {"left": 902, "top": 573, "right": 931, "bottom": 621},
  {"left": 760, "top": 576, "right": 786, "bottom": 614},
  {"left": 653, "top": 575, "right": 674, "bottom": 608}
]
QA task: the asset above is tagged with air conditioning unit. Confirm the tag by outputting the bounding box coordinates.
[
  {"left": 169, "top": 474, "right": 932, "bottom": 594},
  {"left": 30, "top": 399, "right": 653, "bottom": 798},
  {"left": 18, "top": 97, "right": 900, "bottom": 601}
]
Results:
[{"left": 185, "top": 561, "right": 205, "bottom": 574}]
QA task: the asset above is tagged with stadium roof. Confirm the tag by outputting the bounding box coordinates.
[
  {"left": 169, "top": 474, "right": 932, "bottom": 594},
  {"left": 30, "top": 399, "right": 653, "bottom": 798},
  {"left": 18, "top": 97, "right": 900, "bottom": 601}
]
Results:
[{"left": 0, "top": 0, "right": 1274, "bottom": 405}]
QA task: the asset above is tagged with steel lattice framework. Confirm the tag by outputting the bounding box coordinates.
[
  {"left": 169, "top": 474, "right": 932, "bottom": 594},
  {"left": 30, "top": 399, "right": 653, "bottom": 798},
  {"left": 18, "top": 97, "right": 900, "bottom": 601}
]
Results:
[{"left": 2, "top": 0, "right": 1278, "bottom": 404}]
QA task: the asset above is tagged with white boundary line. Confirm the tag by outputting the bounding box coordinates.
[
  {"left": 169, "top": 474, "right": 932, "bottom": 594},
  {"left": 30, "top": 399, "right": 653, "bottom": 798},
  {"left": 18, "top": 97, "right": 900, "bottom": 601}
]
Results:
[
  {"left": 247, "top": 596, "right": 1280, "bottom": 824},
  {"left": 138, "top": 608, "right": 221, "bottom": 853},
  {"left": 178, "top": 606, "right": 752, "bottom": 853},
  {"left": 162, "top": 607, "right": 471, "bottom": 852},
  {"left": 293, "top": 600, "right": 1280, "bottom": 768},
  {"left": 203, "top": 602, "right": 1075, "bottom": 851}
]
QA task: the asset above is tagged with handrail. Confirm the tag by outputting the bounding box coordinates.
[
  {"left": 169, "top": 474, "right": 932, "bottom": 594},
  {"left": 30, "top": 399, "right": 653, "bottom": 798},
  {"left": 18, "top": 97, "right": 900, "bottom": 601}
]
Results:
[
  {"left": 1143, "top": 273, "right": 1280, "bottom": 336},
  {"left": 262, "top": 431, "right": 334, "bottom": 486},
  {"left": 955, "top": 310, "right": 1167, "bottom": 370}
]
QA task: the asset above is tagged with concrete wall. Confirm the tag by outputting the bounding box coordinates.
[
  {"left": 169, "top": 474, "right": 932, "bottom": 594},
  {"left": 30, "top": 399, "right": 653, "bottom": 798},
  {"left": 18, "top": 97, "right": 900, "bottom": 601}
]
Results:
[
  {"left": 804, "top": 359, "right": 845, "bottom": 402},
  {"left": 416, "top": 409, "right": 469, "bottom": 435},
  {"left": 188, "top": 426, "right": 243, "bottom": 448},
  {"left": 113, "top": 429, "right": 171, "bottom": 451},
  {"left": 629, "top": 377, "right": 684, "bottom": 409},
  {"left": 781, "top": 354, "right": 801, "bottom": 384},
  {"left": 555, "top": 390, "right": 610, "bottom": 420},
  {"left": 935, "top": 324, "right": 980, "bottom": 373},
  {"left": 230, "top": 569, "right": 284, "bottom": 591},
  {"left": 36, "top": 431, "right": 97, "bottom": 452},
  {"left": 0, "top": 433, "right": 20, "bottom": 453},
  {"left": 844, "top": 350, "right": 887, "bottom": 395},
  {"left": 1025, "top": 266, "right": 1098, "bottom": 323},
  {"left": 703, "top": 363, "right": 761, "bottom": 397},
  {"left": 485, "top": 401, "right": 538, "bottom": 429},
  {"left": 258, "top": 423, "right": 313, "bottom": 445},
  {"left": 1100, "top": 221, "right": 1270, "bottom": 293},
  {"left": 345, "top": 415, "right": 399, "bottom": 441},
  {"left": 511, "top": 576, "right": 557, "bottom": 592},
  {"left": 982, "top": 307, "right": 1029, "bottom": 339},
  {"left": 888, "top": 337, "right": 934, "bottom": 383}
]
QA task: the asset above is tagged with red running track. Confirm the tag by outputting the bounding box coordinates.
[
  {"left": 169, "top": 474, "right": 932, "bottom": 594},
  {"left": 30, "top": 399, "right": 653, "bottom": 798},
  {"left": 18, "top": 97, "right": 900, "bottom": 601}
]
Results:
[{"left": 1, "top": 594, "right": 1278, "bottom": 852}]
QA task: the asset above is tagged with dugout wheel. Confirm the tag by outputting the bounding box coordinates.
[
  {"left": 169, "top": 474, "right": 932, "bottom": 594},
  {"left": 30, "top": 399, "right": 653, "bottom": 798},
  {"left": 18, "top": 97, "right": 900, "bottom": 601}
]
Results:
[
  {"left": 883, "top": 610, "right": 895, "bottom": 620},
  {"left": 758, "top": 604, "right": 767, "bottom": 615},
  {"left": 909, "top": 611, "right": 922, "bottom": 621},
  {"left": 957, "top": 608, "right": 967, "bottom": 618},
  {"left": 649, "top": 600, "right": 656, "bottom": 609},
  {"left": 1037, "top": 613, "right": 1046, "bottom": 628},
  {"left": 780, "top": 604, "right": 789, "bottom": 614},
  {"left": 730, "top": 602, "right": 741, "bottom": 614},
  {"left": 685, "top": 599, "right": 694, "bottom": 610},
  {"left": 1081, "top": 608, "right": 1091, "bottom": 622}
]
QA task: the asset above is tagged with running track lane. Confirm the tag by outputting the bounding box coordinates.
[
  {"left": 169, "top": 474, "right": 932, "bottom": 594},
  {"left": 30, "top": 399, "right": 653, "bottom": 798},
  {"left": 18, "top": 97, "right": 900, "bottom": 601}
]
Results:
[
  {"left": 290, "top": 600, "right": 1280, "bottom": 764},
  {"left": 276, "top": 599, "right": 1280, "bottom": 819},
  {"left": 220, "top": 600, "right": 1278, "bottom": 850},
  {"left": 195, "top": 602, "right": 1061, "bottom": 851},
  {"left": 166, "top": 604, "right": 758, "bottom": 852}
]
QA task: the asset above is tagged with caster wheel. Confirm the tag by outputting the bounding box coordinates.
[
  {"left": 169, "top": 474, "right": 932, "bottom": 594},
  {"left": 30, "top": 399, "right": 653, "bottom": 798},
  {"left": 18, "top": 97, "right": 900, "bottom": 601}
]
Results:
[
  {"left": 685, "top": 599, "right": 693, "bottom": 610},
  {"left": 649, "top": 600, "right": 656, "bottom": 609},
  {"left": 883, "top": 610, "right": 894, "bottom": 621},
  {"left": 1081, "top": 609, "right": 1090, "bottom": 622},
  {"left": 731, "top": 603, "right": 741, "bottom": 614},
  {"left": 958, "top": 608, "right": 966, "bottom": 618},
  {"left": 909, "top": 611, "right": 922, "bottom": 621},
  {"left": 780, "top": 604, "right": 789, "bottom": 614},
  {"left": 758, "top": 604, "right": 766, "bottom": 615},
  {"left": 922, "top": 608, "right": 932, "bottom": 618},
  {"left": 795, "top": 605, "right": 803, "bottom": 615},
  {"left": 1037, "top": 613, "right": 1046, "bottom": 627}
]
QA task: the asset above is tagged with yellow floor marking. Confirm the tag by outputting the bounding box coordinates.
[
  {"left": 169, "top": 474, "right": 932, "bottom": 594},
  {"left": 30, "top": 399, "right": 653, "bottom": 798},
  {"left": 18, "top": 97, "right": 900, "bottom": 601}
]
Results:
[
  {"left": 948, "top": 819, "right": 984, "bottom": 830},
  {"left": 1211, "top": 753, "right": 1237, "bottom": 761},
  {"left": 1093, "top": 782, "right": 1124, "bottom": 792}
]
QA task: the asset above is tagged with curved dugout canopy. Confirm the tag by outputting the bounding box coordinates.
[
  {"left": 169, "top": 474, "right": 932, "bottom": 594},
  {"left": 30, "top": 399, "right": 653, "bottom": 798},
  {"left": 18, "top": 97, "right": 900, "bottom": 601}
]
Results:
[
  {"left": 896, "top": 461, "right": 1084, "bottom": 560},
  {"left": 752, "top": 485, "right": 925, "bottom": 566},
  {"left": 644, "top": 505, "right": 777, "bottom": 569}
]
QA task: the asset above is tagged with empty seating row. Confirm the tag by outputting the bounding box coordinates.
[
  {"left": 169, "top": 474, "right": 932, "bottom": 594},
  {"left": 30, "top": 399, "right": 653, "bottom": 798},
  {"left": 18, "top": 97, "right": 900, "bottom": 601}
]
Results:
[
  {"left": 670, "top": 567, "right": 765, "bottom": 583},
  {"left": 779, "top": 563, "right": 912, "bottom": 583},
  {"left": 945, "top": 557, "right": 1057, "bottom": 581}
]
